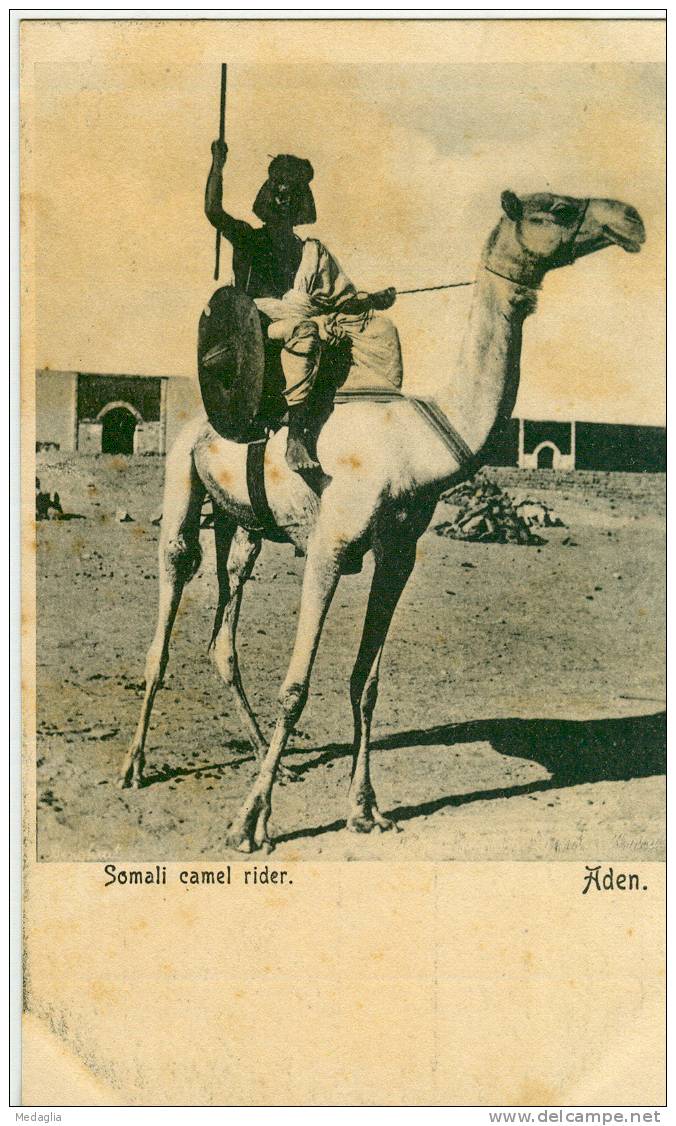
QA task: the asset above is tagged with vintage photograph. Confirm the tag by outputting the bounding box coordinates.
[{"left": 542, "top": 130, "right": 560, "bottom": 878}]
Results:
[
  {"left": 18, "top": 17, "right": 666, "bottom": 1109},
  {"left": 29, "top": 23, "right": 664, "bottom": 864}
]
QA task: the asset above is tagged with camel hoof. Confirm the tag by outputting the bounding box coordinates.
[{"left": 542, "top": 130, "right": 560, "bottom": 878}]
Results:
[
  {"left": 117, "top": 771, "right": 139, "bottom": 790},
  {"left": 226, "top": 830, "right": 253, "bottom": 853},
  {"left": 372, "top": 812, "right": 400, "bottom": 833},
  {"left": 118, "top": 772, "right": 143, "bottom": 790},
  {"left": 375, "top": 818, "right": 400, "bottom": 833},
  {"left": 347, "top": 815, "right": 375, "bottom": 834}
]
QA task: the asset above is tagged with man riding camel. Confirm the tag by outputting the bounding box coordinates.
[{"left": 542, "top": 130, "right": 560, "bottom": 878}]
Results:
[{"left": 205, "top": 140, "right": 402, "bottom": 471}]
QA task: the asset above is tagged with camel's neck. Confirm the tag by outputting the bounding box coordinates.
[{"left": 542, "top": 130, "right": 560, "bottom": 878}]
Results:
[
  {"left": 427, "top": 224, "right": 541, "bottom": 488},
  {"left": 442, "top": 267, "right": 534, "bottom": 450}
]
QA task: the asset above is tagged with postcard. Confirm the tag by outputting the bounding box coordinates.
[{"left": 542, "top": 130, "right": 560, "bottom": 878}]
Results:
[{"left": 19, "top": 15, "right": 665, "bottom": 1107}]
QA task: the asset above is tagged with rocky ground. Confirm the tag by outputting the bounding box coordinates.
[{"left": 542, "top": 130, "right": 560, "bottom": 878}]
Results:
[{"left": 33, "top": 452, "right": 665, "bottom": 862}]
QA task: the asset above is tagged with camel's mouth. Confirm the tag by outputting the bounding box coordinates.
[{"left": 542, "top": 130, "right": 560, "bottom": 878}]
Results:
[
  {"left": 603, "top": 224, "right": 645, "bottom": 253},
  {"left": 601, "top": 206, "right": 646, "bottom": 254},
  {"left": 574, "top": 226, "right": 644, "bottom": 259},
  {"left": 573, "top": 203, "right": 646, "bottom": 259}
]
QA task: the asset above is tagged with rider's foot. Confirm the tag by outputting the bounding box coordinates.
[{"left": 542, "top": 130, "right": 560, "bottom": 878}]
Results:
[
  {"left": 286, "top": 406, "right": 321, "bottom": 472},
  {"left": 286, "top": 434, "right": 320, "bottom": 472}
]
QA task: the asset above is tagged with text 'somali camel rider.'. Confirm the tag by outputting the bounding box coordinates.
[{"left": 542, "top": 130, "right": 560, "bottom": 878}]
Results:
[{"left": 205, "top": 139, "right": 402, "bottom": 471}]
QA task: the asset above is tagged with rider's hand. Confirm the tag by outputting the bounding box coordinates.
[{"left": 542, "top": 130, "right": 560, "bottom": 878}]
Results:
[
  {"left": 317, "top": 315, "right": 345, "bottom": 347},
  {"left": 211, "top": 139, "right": 228, "bottom": 170},
  {"left": 370, "top": 287, "right": 396, "bottom": 311}
]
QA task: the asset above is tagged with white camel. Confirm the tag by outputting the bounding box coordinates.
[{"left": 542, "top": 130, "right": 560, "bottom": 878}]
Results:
[{"left": 119, "top": 188, "right": 645, "bottom": 852}]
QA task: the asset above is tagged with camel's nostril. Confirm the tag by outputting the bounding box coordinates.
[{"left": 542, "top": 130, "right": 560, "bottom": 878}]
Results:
[{"left": 625, "top": 205, "right": 641, "bottom": 224}]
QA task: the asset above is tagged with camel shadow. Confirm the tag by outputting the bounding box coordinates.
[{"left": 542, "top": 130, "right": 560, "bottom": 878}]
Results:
[
  {"left": 143, "top": 741, "right": 254, "bottom": 786},
  {"left": 275, "top": 710, "right": 665, "bottom": 844}
]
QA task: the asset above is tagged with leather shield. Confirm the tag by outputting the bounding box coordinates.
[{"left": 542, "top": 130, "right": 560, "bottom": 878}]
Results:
[{"left": 198, "top": 286, "right": 266, "bottom": 441}]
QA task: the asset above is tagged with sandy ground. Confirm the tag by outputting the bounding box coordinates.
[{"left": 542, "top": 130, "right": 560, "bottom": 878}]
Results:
[{"left": 34, "top": 454, "right": 665, "bottom": 862}]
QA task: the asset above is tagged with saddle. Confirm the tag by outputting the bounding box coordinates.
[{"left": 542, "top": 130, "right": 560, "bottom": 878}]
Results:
[
  {"left": 197, "top": 287, "right": 474, "bottom": 564},
  {"left": 198, "top": 286, "right": 350, "bottom": 443}
]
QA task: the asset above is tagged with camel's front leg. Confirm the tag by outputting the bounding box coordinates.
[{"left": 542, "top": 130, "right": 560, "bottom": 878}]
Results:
[
  {"left": 226, "top": 536, "right": 343, "bottom": 852},
  {"left": 118, "top": 445, "right": 205, "bottom": 789},
  {"left": 348, "top": 533, "right": 419, "bottom": 833}
]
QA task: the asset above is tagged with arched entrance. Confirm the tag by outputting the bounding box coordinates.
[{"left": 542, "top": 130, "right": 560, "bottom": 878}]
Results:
[
  {"left": 97, "top": 401, "right": 143, "bottom": 454},
  {"left": 534, "top": 442, "right": 560, "bottom": 469}
]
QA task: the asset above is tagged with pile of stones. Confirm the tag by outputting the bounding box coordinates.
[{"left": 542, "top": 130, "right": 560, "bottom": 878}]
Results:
[{"left": 435, "top": 479, "right": 556, "bottom": 545}]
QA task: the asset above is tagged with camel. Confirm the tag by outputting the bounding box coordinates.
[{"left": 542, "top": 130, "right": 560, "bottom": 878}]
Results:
[{"left": 118, "top": 188, "right": 645, "bottom": 852}]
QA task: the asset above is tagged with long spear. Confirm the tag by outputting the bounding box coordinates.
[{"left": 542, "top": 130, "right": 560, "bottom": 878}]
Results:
[{"left": 213, "top": 63, "right": 227, "bottom": 281}]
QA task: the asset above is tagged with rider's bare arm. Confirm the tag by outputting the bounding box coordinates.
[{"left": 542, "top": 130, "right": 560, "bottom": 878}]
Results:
[{"left": 205, "top": 140, "right": 254, "bottom": 247}]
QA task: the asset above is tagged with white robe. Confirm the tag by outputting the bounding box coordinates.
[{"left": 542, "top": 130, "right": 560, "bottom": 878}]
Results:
[{"left": 254, "top": 239, "right": 403, "bottom": 391}]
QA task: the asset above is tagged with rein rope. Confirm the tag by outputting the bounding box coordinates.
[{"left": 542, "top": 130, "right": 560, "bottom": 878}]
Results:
[{"left": 396, "top": 280, "right": 475, "bottom": 295}]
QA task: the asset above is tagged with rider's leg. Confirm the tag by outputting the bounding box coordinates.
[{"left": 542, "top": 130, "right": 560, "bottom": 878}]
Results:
[{"left": 278, "top": 320, "right": 324, "bottom": 472}]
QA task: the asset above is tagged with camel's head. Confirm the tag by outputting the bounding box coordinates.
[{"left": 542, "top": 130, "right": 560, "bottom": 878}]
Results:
[{"left": 488, "top": 190, "right": 645, "bottom": 286}]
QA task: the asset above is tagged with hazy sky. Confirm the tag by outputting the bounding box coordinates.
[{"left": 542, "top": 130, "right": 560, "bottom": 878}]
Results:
[{"left": 26, "top": 20, "right": 664, "bottom": 424}]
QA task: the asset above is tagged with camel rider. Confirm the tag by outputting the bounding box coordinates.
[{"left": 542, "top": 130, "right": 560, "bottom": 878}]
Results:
[{"left": 205, "top": 140, "right": 402, "bottom": 472}]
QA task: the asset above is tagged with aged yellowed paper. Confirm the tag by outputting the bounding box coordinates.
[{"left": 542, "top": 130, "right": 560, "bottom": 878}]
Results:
[{"left": 21, "top": 17, "right": 665, "bottom": 1106}]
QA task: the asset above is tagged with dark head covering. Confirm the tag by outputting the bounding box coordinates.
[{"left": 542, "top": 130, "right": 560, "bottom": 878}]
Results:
[{"left": 253, "top": 154, "right": 316, "bottom": 226}]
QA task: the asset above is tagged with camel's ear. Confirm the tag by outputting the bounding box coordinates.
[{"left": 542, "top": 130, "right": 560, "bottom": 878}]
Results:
[{"left": 501, "top": 190, "right": 523, "bottom": 221}]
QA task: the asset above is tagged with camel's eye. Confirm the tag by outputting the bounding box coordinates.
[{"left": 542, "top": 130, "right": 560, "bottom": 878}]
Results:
[{"left": 549, "top": 203, "right": 577, "bottom": 224}]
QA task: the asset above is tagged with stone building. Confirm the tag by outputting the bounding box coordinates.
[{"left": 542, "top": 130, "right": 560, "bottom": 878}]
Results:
[
  {"left": 485, "top": 417, "right": 665, "bottom": 473},
  {"left": 35, "top": 370, "right": 201, "bottom": 455}
]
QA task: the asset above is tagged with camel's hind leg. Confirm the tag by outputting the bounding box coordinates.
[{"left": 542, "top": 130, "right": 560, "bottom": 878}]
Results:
[
  {"left": 209, "top": 515, "right": 266, "bottom": 761},
  {"left": 118, "top": 448, "right": 205, "bottom": 789}
]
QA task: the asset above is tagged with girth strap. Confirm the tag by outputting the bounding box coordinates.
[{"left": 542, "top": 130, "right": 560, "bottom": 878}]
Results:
[{"left": 245, "top": 440, "right": 292, "bottom": 543}]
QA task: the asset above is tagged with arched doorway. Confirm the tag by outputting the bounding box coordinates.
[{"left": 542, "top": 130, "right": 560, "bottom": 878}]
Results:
[
  {"left": 98, "top": 402, "right": 142, "bottom": 454},
  {"left": 535, "top": 442, "right": 559, "bottom": 469}
]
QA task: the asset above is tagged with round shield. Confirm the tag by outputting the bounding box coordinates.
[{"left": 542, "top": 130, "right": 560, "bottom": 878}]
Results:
[{"left": 198, "top": 287, "right": 266, "bottom": 441}]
